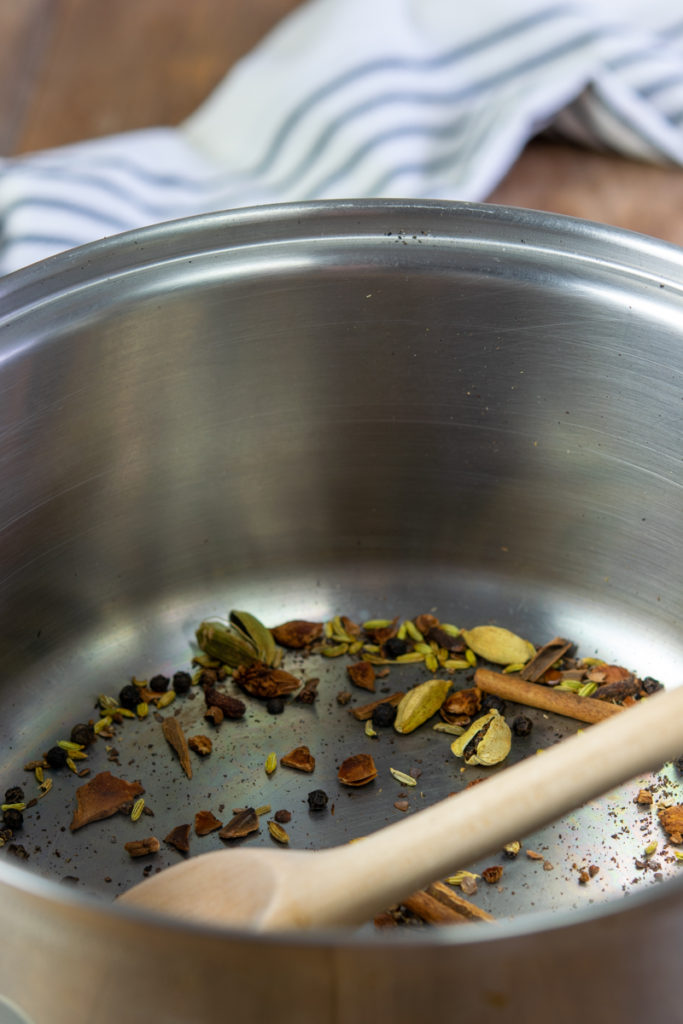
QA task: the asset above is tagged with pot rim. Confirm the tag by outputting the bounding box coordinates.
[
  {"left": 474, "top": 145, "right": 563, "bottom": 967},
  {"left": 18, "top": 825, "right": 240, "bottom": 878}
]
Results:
[{"left": 2, "top": 196, "right": 682, "bottom": 945}]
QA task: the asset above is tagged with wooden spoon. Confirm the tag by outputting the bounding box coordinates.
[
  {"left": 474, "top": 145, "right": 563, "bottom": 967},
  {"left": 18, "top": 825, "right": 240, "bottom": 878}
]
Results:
[{"left": 119, "top": 685, "right": 683, "bottom": 930}]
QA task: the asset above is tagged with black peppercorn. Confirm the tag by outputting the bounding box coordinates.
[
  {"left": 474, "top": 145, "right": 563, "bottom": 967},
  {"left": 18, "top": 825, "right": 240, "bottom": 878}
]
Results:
[
  {"left": 481, "top": 694, "right": 506, "bottom": 715},
  {"left": 642, "top": 676, "right": 663, "bottom": 695},
  {"left": 383, "top": 637, "right": 410, "bottom": 659},
  {"left": 45, "top": 746, "right": 68, "bottom": 769},
  {"left": 371, "top": 702, "right": 397, "bottom": 727},
  {"left": 266, "top": 697, "right": 285, "bottom": 715},
  {"left": 512, "top": 714, "right": 533, "bottom": 737},
  {"left": 70, "top": 722, "right": 95, "bottom": 748},
  {"left": 149, "top": 674, "right": 170, "bottom": 693},
  {"left": 4, "top": 786, "right": 24, "bottom": 805},
  {"left": 2, "top": 808, "right": 24, "bottom": 830},
  {"left": 172, "top": 671, "right": 192, "bottom": 694},
  {"left": 307, "top": 789, "right": 329, "bottom": 812},
  {"left": 118, "top": 684, "right": 140, "bottom": 710}
]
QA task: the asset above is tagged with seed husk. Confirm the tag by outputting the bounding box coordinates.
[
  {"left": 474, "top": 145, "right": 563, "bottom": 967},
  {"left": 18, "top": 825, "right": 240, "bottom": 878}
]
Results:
[
  {"left": 265, "top": 752, "right": 277, "bottom": 775},
  {"left": 230, "top": 610, "right": 278, "bottom": 666},
  {"left": 364, "top": 720, "right": 378, "bottom": 738},
  {"left": 461, "top": 626, "right": 535, "bottom": 666},
  {"left": 161, "top": 717, "right": 192, "bottom": 779},
  {"left": 164, "top": 823, "right": 192, "bottom": 853},
  {"left": 280, "top": 745, "right": 315, "bottom": 773},
  {"left": 195, "top": 617, "right": 261, "bottom": 668},
  {"left": 219, "top": 808, "right": 259, "bottom": 840},
  {"left": 389, "top": 768, "right": 417, "bottom": 787},
  {"left": 270, "top": 619, "right": 324, "bottom": 648},
  {"left": 450, "top": 710, "right": 512, "bottom": 767},
  {"left": 194, "top": 810, "right": 223, "bottom": 836},
  {"left": 130, "top": 797, "right": 145, "bottom": 822},
  {"left": 321, "top": 643, "right": 349, "bottom": 658},
  {"left": 338, "top": 754, "right": 377, "bottom": 787},
  {"left": 347, "top": 661, "right": 376, "bottom": 692},
  {"left": 394, "top": 678, "right": 452, "bottom": 734},
  {"left": 268, "top": 820, "right": 290, "bottom": 844}
]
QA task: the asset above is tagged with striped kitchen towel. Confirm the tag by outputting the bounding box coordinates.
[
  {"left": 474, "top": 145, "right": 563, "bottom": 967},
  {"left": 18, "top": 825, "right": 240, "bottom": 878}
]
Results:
[{"left": 3, "top": 0, "right": 683, "bottom": 275}]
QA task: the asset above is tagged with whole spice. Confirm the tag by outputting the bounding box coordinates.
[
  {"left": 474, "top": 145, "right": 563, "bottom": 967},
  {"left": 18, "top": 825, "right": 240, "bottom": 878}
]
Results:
[
  {"left": 281, "top": 746, "right": 316, "bottom": 773},
  {"left": 172, "top": 671, "right": 193, "bottom": 694},
  {"left": 118, "top": 684, "right": 140, "bottom": 711},
  {"left": 519, "top": 637, "right": 574, "bottom": 682},
  {"left": 268, "top": 820, "right": 290, "bottom": 844},
  {"left": 482, "top": 865, "right": 504, "bottom": 884},
  {"left": 338, "top": 754, "right": 377, "bottom": 787},
  {"left": 350, "top": 692, "right": 405, "bottom": 722},
  {"left": 347, "top": 662, "right": 376, "bottom": 692},
  {"left": 307, "top": 790, "right": 329, "bottom": 812},
  {"left": 219, "top": 807, "right": 259, "bottom": 840},
  {"left": 475, "top": 668, "right": 623, "bottom": 724},
  {"left": 295, "top": 677, "right": 319, "bottom": 705},
  {"left": 69, "top": 723, "right": 95, "bottom": 748},
  {"left": 2, "top": 808, "right": 23, "bottom": 830},
  {"left": 149, "top": 674, "right": 170, "bottom": 692},
  {"left": 161, "top": 717, "right": 193, "bottom": 779},
  {"left": 266, "top": 697, "right": 286, "bottom": 715},
  {"left": 440, "top": 688, "right": 481, "bottom": 721},
  {"left": 394, "top": 678, "right": 452, "bottom": 734},
  {"left": 274, "top": 809, "right": 292, "bottom": 823},
  {"left": 371, "top": 702, "right": 398, "bottom": 728},
  {"left": 204, "top": 706, "right": 224, "bottom": 726},
  {"left": 45, "top": 746, "right": 68, "bottom": 770},
  {"left": 203, "top": 687, "right": 246, "bottom": 719},
  {"left": 461, "top": 625, "right": 535, "bottom": 666},
  {"left": 512, "top": 714, "right": 533, "bottom": 737},
  {"left": 70, "top": 772, "right": 144, "bottom": 831},
  {"left": 164, "top": 824, "right": 192, "bottom": 853},
  {"left": 124, "top": 837, "right": 160, "bottom": 858},
  {"left": 4, "top": 786, "right": 24, "bottom": 805},
  {"left": 233, "top": 662, "right": 301, "bottom": 699},
  {"left": 451, "top": 710, "right": 512, "bottom": 766},
  {"left": 271, "top": 619, "right": 324, "bottom": 648},
  {"left": 389, "top": 768, "right": 417, "bottom": 787}
]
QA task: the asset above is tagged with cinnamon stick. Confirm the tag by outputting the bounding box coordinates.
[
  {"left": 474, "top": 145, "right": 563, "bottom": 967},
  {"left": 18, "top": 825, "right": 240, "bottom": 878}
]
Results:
[
  {"left": 403, "top": 881, "right": 494, "bottom": 925},
  {"left": 519, "top": 636, "right": 574, "bottom": 682},
  {"left": 475, "top": 668, "right": 623, "bottom": 724}
]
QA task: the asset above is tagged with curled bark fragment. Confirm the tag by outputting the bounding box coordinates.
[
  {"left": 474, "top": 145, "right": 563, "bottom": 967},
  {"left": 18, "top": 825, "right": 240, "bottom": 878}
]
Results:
[
  {"left": 520, "top": 637, "right": 574, "bottom": 682},
  {"left": 349, "top": 692, "right": 404, "bottom": 721},
  {"left": 164, "top": 823, "right": 191, "bottom": 853},
  {"left": 70, "top": 771, "right": 144, "bottom": 831}
]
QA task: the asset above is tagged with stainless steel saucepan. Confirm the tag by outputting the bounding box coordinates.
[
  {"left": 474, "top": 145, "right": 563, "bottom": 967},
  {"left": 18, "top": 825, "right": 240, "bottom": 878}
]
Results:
[{"left": 0, "top": 200, "right": 682, "bottom": 1024}]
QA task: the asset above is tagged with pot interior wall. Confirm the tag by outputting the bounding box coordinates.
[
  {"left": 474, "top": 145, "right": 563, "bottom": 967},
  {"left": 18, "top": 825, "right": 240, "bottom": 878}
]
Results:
[{"left": 0, "top": 202, "right": 682, "bottom": 922}]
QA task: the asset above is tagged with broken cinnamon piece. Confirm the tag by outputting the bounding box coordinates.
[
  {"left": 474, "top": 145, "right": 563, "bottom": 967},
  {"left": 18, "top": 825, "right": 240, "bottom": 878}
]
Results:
[
  {"left": 270, "top": 620, "right": 323, "bottom": 648},
  {"left": 70, "top": 771, "right": 144, "bottom": 831},
  {"left": 194, "top": 810, "right": 223, "bottom": 836},
  {"left": 427, "top": 881, "right": 494, "bottom": 921},
  {"left": 124, "top": 836, "right": 160, "bottom": 858},
  {"left": 440, "top": 688, "right": 481, "bottom": 721},
  {"left": 374, "top": 912, "right": 398, "bottom": 929},
  {"left": 586, "top": 664, "right": 632, "bottom": 684},
  {"left": 164, "top": 823, "right": 191, "bottom": 853},
  {"left": 281, "top": 745, "right": 316, "bottom": 773},
  {"left": 404, "top": 880, "right": 494, "bottom": 925},
  {"left": 519, "top": 637, "right": 574, "bottom": 682},
  {"left": 219, "top": 807, "right": 259, "bottom": 840},
  {"left": 161, "top": 717, "right": 193, "bottom": 779},
  {"left": 475, "top": 668, "right": 623, "bottom": 724},
  {"left": 347, "top": 662, "right": 376, "bottom": 692},
  {"left": 349, "top": 692, "right": 405, "bottom": 721}
]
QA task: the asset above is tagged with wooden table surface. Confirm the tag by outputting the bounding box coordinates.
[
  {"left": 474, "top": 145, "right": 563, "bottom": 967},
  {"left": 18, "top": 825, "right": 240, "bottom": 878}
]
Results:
[{"left": 4, "top": 0, "right": 683, "bottom": 246}]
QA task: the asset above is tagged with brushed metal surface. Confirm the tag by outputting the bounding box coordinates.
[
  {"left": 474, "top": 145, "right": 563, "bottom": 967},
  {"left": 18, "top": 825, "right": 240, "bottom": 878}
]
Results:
[{"left": 0, "top": 199, "right": 682, "bottom": 1022}]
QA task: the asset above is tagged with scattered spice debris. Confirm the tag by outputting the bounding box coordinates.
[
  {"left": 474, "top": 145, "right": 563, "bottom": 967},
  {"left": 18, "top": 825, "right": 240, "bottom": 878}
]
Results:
[{"left": 70, "top": 772, "right": 144, "bottom": 831}]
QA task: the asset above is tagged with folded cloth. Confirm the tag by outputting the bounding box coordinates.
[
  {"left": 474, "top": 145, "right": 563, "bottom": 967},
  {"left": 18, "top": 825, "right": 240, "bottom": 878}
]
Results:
[{"left": 3, "top": 0, "right": 683, "bottom": 275}]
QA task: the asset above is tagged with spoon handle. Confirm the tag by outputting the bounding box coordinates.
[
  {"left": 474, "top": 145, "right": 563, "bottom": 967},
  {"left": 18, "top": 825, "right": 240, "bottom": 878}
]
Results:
[{"left": 268, "top": 686, "right": 683, "bottom": 929}]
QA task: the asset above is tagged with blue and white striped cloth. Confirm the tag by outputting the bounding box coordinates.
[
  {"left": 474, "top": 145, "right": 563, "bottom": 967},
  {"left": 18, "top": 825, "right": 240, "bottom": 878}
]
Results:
[{"left": 3, "top": 0, "right": 683, "bottom": 275}]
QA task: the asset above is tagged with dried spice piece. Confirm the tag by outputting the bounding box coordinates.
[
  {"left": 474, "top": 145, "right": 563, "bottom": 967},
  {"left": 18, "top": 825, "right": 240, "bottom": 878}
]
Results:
[
  {"left": 271, "top": 619, "right": 324, "bottom": 648},
  {"left": 592, "top": 675, "right": 641, "bottom": 702},
  {"left": 70, "top": 723, "right": 95, "bottom": 748},
  {"left": 482, "top": 865, "right": 504, "bottom": 884},
  {"left": 188, "top": 735, "right": 212, "bottom": 756},
  {"left": 350, "top": 692, "right": 405, "bottom": 722},
  {"left": 307, "top": 790, "right": 328, "bottom": 812},
  {"left": 389, "top": 768, "right": 417, "bottom": 787},
  {"left": 585, "top": 663, "right": 632, "bottom": 684},
  {"left": 274, "top": 809, "right": 292, "bottom": 824},
  {"left": 407, "top": 881, "right": 494, "bottom": 925},
  {"left": 268, "top": 820, "right": 290, "bottom": 844},
  {"left": 347, "top": 662, "right": 376, "bottom": 692},
  {"left": 462, "top": 625, "right": 535, "bottom": 666},
  {"left": 658, "top": 805, "right": 683, "bottom": 844},
  {"left": 195, "top": 618, "right": 261, "bottom": 669},
  {"left": 265, "top": 752, "right": 277, "bottom": 775},
  {"left": 219, "top": 807, "right": 259, "bottom": 840},
  {"left": 204, "top": 705, "right": 224, "bottom": 726},
  {"left": 394, "top": 678, "right": 452, "bottom": 734},
  {"left": 229, "top": 610, "right": 279, "bottom": 666},
  {"left": 130, "top": 798, "right": 145, "bottom": 822},
  {"left": 503, "top": 841, "right": 521, "bottom": 858},
  {"left": 194, "top": 810, "right": 223, "bottom": 836},
  {"left": 204, "top": 687, "right": 246, "bottom": 719},
  {"left": 296, "top": 678, "right": 319, "bottom": 705},
  {"left": 338, "top": 754, "right": 377, "bottom": 787},
  {"left": 161, "top": 717, "right": 193, "bottom": 779},
  {"left": 70, "top": 772, "right": 144, "bottom": 831},
  {"left": 281, "top": 746, "right": 315, "bottom": 773},
  {"left": 440, "top": 688, "right": 481, "bottom": 722},
  {"left": 519, "top": 637, "right": 574, "bottom": 682},
  {"left": 233, "top": 661, "right": 301, "bottom": 699},
  {"left": 125, "top": 837, "right": 160, "bottom": 858},
  {"left": 336, "top": 691, "right": 352, "bottom": 706},
  {"left": 451, "top": 710, "right": 512, "bottom": 767},
  {"left": 475, "top": 668, "right": 623, "bottom": 724},
  {"left": 363, "top": 617, "right": 399, "bottom": 644},
  {"left": 636, "top": 789, "right": 653, "bottom": 805},
  {"left": 371, "top": 702, "right": 397, "bottom": 728},
  {"left": 164, "top": 824, "right": 191, "bottom": 853}
]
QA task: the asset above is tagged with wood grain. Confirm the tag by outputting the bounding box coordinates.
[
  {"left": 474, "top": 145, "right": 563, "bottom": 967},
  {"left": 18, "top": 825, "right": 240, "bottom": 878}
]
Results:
[
  {"left": 0, "top": 0, "right": 56, "bottom": 153},
  {"left": 10, "top": 0, "right": 304, "bottom": 154}
]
